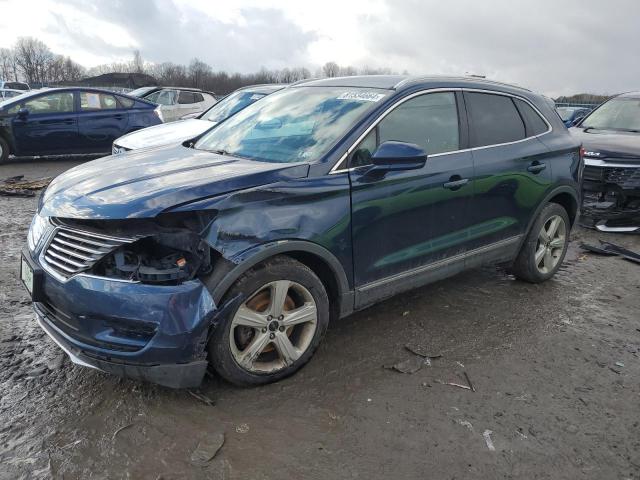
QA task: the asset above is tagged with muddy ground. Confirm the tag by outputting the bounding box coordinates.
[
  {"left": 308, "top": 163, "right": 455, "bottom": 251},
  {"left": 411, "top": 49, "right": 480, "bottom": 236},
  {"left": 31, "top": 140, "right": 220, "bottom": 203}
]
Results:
[{"left": 1, "top": 157, "right": 639, "bottom": 480}]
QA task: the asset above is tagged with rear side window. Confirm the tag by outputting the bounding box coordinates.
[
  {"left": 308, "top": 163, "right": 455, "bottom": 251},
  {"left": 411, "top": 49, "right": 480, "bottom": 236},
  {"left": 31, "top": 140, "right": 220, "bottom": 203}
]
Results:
[
  {"left": 178, "top": 91, "right": 197, "bottom": 104},
  {"left": 378, "top": 92, "right": 460, "bottom": 155},
  {"left": 193, "top": 93, "right": 204, "bottom": 103},
  {"left": 80, "top": 92, "right": 118, "bottom": 110},
  {"left": 514, "top": 98, "right": 548, "bottom": 136},
  {"left": 465, "top": 92, "right": 525, "bottom": 147}
]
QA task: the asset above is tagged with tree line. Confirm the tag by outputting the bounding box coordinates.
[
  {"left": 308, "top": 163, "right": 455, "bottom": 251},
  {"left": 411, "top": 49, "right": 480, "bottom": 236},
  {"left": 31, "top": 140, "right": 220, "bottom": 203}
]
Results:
[{"left": 0, "top": 37, "right": 398, "bottom": 94}]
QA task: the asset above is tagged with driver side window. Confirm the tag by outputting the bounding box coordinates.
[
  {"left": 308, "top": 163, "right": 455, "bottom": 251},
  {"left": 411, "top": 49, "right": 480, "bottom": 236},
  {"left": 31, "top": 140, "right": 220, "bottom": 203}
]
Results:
[{"left": 348, "top": 92, "right": 460, "bottom": 168}]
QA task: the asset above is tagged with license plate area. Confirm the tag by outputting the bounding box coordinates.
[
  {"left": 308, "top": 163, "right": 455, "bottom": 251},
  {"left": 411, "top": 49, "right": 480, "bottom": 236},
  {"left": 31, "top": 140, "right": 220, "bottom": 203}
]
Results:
[{"left": 20, "top": 251, "right": 45, "bottom": 302}]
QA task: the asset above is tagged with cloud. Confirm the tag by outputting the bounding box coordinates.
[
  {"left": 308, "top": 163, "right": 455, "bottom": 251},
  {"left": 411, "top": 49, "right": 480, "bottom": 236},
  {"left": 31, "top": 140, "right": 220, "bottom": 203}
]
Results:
[
  {"left": 54, "top": 0, "right": 318, "bottom": 72},
  {"left": 1, "top": 0, "right": 640, "bottom": 96}
]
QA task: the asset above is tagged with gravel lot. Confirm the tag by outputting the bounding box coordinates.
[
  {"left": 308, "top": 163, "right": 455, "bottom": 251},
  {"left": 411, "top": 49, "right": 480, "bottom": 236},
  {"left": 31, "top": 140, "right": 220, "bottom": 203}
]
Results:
[{"left": 1, "top": 158, "right": 639, "bottom": 480}]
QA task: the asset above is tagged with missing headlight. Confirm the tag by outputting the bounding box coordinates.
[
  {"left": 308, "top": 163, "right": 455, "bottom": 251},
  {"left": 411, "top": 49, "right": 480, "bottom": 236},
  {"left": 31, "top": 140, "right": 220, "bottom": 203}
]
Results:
[{"left": 91, "top": 233, "right": 212, "bottom": 284}]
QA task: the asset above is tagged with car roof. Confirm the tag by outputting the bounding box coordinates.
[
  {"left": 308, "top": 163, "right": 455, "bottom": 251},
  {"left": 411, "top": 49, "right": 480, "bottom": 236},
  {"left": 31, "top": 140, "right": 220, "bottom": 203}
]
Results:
[
  {"left": 0, "top": 86, "right": 156, "bottom": 107},
  {"left": 295, "top": 74, "right": 533, "bottom": 95},
  {"left": 617, "top": 91, "right": 640, "bottom": 99},
  {"left": 236, "top": 84, "right": 286, "bottom": 94}
]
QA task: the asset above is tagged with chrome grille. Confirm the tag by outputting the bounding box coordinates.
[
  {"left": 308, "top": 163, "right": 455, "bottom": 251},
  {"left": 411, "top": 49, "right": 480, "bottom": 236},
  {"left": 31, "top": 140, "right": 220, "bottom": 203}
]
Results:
[{"left": 43, "top": 226, "right": 134, "bottom": 279}]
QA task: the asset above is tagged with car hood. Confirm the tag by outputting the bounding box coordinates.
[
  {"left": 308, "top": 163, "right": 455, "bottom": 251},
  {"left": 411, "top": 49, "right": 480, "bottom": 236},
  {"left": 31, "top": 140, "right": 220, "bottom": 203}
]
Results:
[
  {"left": 569, "top": 127, "right": 640, "bottom": 160},
  {"left": 115, "top": 119, "right": 216, "bottom": 150},
  {"left": 39, "top": 144, "right": 310, "bottom": 219}
]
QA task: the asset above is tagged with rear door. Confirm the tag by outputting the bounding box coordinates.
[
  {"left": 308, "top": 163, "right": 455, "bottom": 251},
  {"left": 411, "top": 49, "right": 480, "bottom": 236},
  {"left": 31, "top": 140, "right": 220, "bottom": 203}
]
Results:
[
  {"left": 11, "top": 91, "right": 78, "bottom": 155},
  {"left": 349, "top": 91, "right": 475, "bottom": 297},
  {"left": 76, "top": 91, "right": 129, "bottom": 153},
  {"left": 464, "top": 91, "right": 552, "bottom": 251}
]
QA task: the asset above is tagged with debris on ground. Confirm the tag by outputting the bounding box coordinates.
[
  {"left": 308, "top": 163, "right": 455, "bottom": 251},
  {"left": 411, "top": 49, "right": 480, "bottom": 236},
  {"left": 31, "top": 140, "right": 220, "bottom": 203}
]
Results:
[
  {"left": 580, "top": 241, "right": 640, "bottom": 264},
  {"left": 190, "top": 433, "right": 225, "bottom": 466},
  {"left": 385, "top": 345, "right": 443, "bottom": 373},
  {"left": 463, "top": 372, "right": 476, "bottom": 392},
  {"left": 615, "top": 361, "right": 625, "bottom": 368},
  {"left": 0, "top": 175, "right": 53, "bottom": 197},
  {"left": 437, "top": 370, "right": 476, "bottom": 392},
  {"left": 111, "top": 423, "right": 135, "bottom": 441},
  {"left": 235, "top": 423, "right": 250, "bottom": 434},
  {"left": 386, "top": 355, "right": 426, "bottom": 373},
  {"left": 456, "top": 419, "right": 474, "bottom": 432},
  {"left": 483, "top": 429, "right": 496, "bottom": 451},
  {"left": 187, "top": 389, "right": 215, "bottom": 406},
  {"left": 404, "top": 344, "right": 442, "bottom": 360}
]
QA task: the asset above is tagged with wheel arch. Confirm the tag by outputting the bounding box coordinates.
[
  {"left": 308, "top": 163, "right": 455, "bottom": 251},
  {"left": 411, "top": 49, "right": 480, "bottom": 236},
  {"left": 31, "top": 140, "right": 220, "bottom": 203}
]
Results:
[
  {"left": 516, "top": 185, "right": 579, "bottom": 256},
  {"left": 209, "top": 241, "right": 354, "bottom": 320}
]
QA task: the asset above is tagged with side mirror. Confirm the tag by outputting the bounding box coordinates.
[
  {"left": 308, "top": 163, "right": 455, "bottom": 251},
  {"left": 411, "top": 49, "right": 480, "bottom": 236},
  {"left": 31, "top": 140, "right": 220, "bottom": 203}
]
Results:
[
  {"left": 371, "top": 141, "right": 427, "bottom": 171},
  {"left": 17, "top": 108, "right": 29, "bottom": 119}
]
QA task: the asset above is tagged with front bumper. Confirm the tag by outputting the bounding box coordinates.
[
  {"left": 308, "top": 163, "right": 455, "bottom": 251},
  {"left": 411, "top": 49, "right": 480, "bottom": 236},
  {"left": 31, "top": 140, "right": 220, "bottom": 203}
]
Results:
[
  {"left": 24, "top": 247, "right": 217, "bottom": 388},
  {"left": 581, "top": 158, "right": 640, "bottom": 232}
]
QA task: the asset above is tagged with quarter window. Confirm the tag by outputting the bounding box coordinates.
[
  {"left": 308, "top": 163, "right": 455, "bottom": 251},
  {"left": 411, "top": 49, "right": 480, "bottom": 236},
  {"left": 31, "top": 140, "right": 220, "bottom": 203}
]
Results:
[
  {"left": 80, "top": 92, "right": 118, "bottom": 110},
  {"left": 465, "top": 92, "right": 526, "bottom": 147},
  {"left": 24, "top": 92, "right": 74, "bottom": 114},
  {"left": 514, "top": 98, "right": 548, "bottom": 136}
]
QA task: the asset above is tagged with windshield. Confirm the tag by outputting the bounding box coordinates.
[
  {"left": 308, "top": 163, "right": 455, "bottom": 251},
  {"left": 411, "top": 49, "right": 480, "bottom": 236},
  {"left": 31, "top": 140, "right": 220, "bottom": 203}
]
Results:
[
  {"left": 581, "top": 98, "right": 640, "bottom": 132},
  {"left": 202, "top": 90, "right": 268, "bottom": 123},
  {"left": 195, "top": 86, "right": 390, "bottom": 163},
  {"left": 557, "top": 107, "right": 577, "bottom": 121},
  {"left": 128, "top": 87, "right": 156, "bottom": 98}
]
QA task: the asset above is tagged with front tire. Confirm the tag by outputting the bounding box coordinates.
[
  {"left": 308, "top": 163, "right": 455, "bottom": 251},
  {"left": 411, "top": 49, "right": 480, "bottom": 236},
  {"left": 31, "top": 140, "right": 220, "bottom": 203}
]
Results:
[
  {"left": 208, "top": 255, "right": 330, "bottom": 386},
  {"left": 0, "top": 136, "right": 9, "bottom": 163},
  {"left": 510, "top": 203, "right": 570, "bottom": 283}
]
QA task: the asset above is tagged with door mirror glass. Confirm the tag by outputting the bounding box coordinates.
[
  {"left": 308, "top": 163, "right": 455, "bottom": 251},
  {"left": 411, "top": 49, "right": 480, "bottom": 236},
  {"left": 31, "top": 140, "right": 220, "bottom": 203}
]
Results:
[
  {"left": 18, "top": 107, "right": 29, "bottom": 118},
  {"left": 371, "top": 141, "right": 427, "bottom": 171}
]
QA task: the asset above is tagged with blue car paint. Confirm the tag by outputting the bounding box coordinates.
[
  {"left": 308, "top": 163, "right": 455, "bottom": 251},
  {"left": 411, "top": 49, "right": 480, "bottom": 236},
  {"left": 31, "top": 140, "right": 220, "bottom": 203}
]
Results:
[
  {"left": 24, "top": 76, "right": 580, "bottom": 388},
  {"left": 0, "top": 87, "right": 160, "bottom": 156}
]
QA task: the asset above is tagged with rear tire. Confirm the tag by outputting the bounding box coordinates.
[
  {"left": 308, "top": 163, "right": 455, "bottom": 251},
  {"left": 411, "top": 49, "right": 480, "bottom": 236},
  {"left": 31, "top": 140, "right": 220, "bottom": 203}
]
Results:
[
  {"left": 510, "top": 203, "right": 570, "bottom": 283},
  {"left": 208, "top": 255, "right": 330, "bottom": 386},
  {"left": 0, "top": 136, "right": 9, "bottom": 163}
]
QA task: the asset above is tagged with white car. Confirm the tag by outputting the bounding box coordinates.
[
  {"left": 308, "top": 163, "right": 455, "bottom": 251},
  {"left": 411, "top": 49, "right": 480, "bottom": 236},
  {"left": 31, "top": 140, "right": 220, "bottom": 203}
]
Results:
[
  {"left": 127, "top": 86, "right": 217, "bottom": 122},
  {"left": 112, "top": 84, "right": 284, "bottom": 153},
  {"left": 0, "top": 88, "right": 25, "bottom": 100}
]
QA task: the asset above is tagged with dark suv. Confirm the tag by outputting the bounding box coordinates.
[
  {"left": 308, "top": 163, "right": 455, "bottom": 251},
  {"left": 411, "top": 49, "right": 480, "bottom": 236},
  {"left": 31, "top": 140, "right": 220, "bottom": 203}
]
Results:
[{"left": 21, "top": 76, "right": 581, "bottom": 388}]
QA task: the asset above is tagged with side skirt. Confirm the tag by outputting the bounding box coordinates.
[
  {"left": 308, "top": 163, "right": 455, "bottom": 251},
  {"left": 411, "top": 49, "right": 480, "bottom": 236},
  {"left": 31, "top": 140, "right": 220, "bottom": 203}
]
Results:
[{"left": 353, "top": 236, "right": 522, "bottom": 310}]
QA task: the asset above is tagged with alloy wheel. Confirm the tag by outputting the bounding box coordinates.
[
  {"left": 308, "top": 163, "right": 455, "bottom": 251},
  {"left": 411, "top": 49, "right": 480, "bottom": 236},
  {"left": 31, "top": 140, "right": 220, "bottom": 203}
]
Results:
[
  {"left": 534, "top": 214, "right": 566, "bottom": 274},
  {"left": 229, "top": 280, "right": 318, "bottom": 373}
]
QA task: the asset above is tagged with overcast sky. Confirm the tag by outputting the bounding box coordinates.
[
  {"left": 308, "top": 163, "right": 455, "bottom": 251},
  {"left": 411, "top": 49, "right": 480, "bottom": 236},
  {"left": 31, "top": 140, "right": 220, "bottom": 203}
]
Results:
[{"left": 1, "top": 0, "right": 639, "bottom": 96}]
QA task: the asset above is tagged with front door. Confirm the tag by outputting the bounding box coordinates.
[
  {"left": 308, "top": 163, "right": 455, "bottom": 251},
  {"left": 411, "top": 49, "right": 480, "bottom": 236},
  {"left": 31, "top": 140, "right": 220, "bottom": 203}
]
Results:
[
  {"left": 12, "top": 91, "right": 78, "bottom": 155},
  {"left": 349, "top": 91, "right": 474, "bottom": 305}
]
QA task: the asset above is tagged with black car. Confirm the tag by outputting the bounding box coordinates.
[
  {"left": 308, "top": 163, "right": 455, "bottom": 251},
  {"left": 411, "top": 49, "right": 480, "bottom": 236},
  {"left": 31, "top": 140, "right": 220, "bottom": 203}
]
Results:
[
  {"left": 22, "top": 76, "right": 581, "bottom": 388},
  {"left": 570, "top": 92, "right": 640, "bottom": 232},
  {"left": 0, "top": 87, "right": 162, "bottom": 162}
]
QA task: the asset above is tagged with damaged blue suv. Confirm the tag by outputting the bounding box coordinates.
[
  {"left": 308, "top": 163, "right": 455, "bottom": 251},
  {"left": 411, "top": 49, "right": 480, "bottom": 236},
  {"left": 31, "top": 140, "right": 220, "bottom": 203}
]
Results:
[{"left": 21, "top": 76, "right": 581, "bottom": 388}]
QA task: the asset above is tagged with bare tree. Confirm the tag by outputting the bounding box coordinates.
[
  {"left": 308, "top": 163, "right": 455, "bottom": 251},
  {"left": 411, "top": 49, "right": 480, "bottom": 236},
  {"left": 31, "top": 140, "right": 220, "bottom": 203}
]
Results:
[
  {"left": 188, "top": 58, "right": 211, "bottom": 89},
  {"left": 14, "top": 37, "right": 54, "bottom": 84},
  {"left": 131, "top": 50, "right": 144, "bottom": 74},
  {"left": 322, "top": 61, "right": 340, "bottom": 78}
]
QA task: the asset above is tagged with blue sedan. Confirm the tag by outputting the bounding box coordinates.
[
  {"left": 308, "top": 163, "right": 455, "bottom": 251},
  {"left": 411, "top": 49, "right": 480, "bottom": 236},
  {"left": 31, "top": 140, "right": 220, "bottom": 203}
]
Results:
[{"left": 0, "top": 87, "right": 162, "bottom": 162}]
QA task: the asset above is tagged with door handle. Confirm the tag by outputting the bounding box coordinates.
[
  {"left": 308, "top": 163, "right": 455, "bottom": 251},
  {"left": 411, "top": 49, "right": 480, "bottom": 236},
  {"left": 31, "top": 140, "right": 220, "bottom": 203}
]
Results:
[
  {"left": 443, "top": 176, "right": 469, "bottom": 190},
  {"left": 527, "top": 161, "right": 546, "bottom": 174}
]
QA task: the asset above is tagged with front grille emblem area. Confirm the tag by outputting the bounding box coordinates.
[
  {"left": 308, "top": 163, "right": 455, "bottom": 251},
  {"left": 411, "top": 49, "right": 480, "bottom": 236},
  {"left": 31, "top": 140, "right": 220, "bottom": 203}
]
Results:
[{"left": 42, "top": 226, "right": 134, "bottom": 279}]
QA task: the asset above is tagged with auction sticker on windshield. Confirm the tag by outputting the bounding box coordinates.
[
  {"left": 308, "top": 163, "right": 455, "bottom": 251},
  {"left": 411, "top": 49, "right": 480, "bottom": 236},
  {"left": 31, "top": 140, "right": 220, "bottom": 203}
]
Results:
[{"left": 337, "top": 91, "right": 386, "bottom": 102}]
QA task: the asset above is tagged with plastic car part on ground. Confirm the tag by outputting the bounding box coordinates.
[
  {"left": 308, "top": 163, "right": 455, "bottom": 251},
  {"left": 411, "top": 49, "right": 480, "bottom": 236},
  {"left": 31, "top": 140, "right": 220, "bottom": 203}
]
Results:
[{"left": 580, "top": 241, "right": 640, "bottom": 264}]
